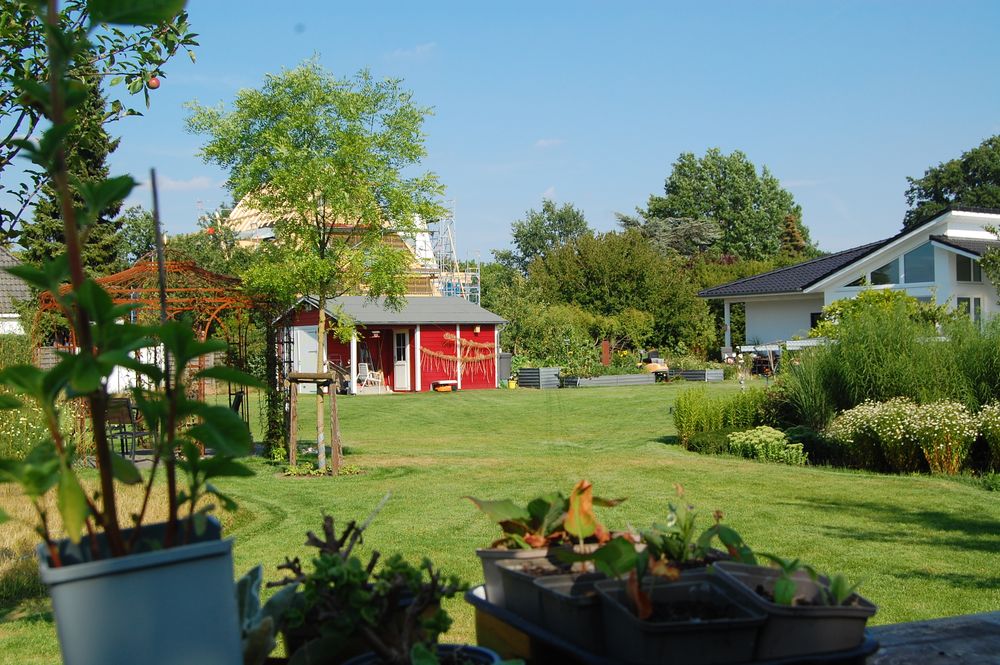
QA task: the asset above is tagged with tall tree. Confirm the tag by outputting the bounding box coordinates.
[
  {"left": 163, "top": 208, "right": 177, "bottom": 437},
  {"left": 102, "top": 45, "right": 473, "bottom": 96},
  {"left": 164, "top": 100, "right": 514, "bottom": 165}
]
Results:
[
  {"left": 188, "top": 61, "right": 444, "bottom": 474},
  {"left": 903, "top": 135, "right": 1000, "bottom": 228},
  {"left": 529, "top": 229, "right": 716, "bottom": 353},
  {"left": 493, "top": 199, "right": 591, "bottom": 273},
  {"left": 19, "top": 61, "right": 122, "bottom": 276},
  {"left": 0, "top": 0, "right": 197, "bottom": 242},
  {"left": 636, "top": 148, "right": 808, "bottom": 261}
]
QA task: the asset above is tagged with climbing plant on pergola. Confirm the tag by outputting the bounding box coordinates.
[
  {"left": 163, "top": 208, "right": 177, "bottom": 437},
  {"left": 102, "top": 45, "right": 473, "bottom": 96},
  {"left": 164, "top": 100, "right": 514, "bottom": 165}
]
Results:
[{"left": 35, "top": 250, "right": 260, "bottom": 401}]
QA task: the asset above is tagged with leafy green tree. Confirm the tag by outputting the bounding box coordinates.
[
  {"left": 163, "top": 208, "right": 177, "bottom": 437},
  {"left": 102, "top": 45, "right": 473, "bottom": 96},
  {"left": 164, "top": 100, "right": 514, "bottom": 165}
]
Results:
[
  {"left": 116, "top": 205, "right": 156, "bottom": 265},
  {"left": 636, "top": 148, "right": 808, "bottom": 261},
  {"left": 166, "top": 205, "right": 252, "bottom": 276},
  {"left": 529, "top": 229, "right": 715, "bottom": 353},
  {"left": 493, "top": 199, "right": 591, "bottom": 273},
  {"left": 0, "top": 0, "right": 197, "bottom": 241},
  {"left": 904, "top": 135, "right": 1000, "bottom": 228},
  {"left": 188, "top": 61, "right": 444, "bottom": 474},
  {"left": 19, "top": 61, "right": 121, "bottom": 276},
  {"left": 617, "top": 212, "right": 722, "bottom": 257}
]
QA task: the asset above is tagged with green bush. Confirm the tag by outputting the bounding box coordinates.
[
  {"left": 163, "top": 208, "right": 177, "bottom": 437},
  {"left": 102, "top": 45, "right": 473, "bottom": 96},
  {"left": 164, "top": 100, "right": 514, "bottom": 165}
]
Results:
[
  {"left": 777, "top": 349, "right": 838, "bottom": 431},
  {"left": 977, "top": 402, "right": 1000, "bottom": 470},
  {"left": 727, "top": 426, "right": 807, "bottom": 465},
  {"left": 673, "top": 388, "right": 723, "bottom": 447},
  {"left": 785, "top": 425, "right": 849, "bottom": 467},
  {"left": 911, "top": 400, "right": 977, "bottom": 475},
  {"left": 0, "top": 335, "right": 48, "bottom": 460},
  {"left": 721, "top": 388, "right": 769, "bottom": 430},
  {"left": 687, "top": 429, "right": 735, "bottom": 456}
]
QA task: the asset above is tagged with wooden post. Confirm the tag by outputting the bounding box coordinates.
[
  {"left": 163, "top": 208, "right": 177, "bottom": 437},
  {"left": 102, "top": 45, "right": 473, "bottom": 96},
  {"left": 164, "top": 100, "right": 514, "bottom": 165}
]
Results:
[
  {"left": 288, "top": 381, "right": 298, "bottom": 467},
  {"left": 329, "top": 384, "right": 343, "bottom": 475}
]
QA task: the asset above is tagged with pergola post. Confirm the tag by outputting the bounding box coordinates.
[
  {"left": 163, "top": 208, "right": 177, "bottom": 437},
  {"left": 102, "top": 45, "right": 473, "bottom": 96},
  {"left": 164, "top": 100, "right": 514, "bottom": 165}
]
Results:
[{"left": 288, "top": 381, "right": 298, "bottom": 467}]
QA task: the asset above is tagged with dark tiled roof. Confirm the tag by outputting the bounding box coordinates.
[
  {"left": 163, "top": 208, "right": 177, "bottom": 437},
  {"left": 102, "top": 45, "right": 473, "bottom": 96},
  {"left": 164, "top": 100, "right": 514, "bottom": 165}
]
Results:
[
  {"left": 929, "top": 234, "right": 1000, "bottom": 257},
  {"left": 0, "top": 247, "right": 30, "bottom": 315},
  {"left": 698, "top": 242, "right": 888, "bottom": 298}
]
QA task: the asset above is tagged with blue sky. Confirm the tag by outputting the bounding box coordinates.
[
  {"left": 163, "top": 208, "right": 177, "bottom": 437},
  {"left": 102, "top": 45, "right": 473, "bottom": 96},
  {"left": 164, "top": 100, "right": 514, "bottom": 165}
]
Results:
[{"left": 104, "top": 1, "right": 1000, "bottom": 259}]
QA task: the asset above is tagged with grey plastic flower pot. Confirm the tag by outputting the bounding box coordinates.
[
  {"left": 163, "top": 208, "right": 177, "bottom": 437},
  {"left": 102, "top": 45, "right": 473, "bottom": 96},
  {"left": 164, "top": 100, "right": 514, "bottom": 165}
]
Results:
[
  {"left": 341, "top": 643, "right": 502, "bottom": 664},
  {"left": 594, "top": 572, "right": 765, "bottom": 665},
  {"left": 37, "top": 518, "right": 242, "bottom": 665},
  {"left": 495, "top": 556, "right": 566, "bottom": 623},
  {"left": 535, "top": 573, "right": 607, "bottom": 654},
  {"left": 713, "top": 561, "right": 877, "bottom": 660},
  {"left": 475, "top": 547, "right": 554, "bottom": 607}
]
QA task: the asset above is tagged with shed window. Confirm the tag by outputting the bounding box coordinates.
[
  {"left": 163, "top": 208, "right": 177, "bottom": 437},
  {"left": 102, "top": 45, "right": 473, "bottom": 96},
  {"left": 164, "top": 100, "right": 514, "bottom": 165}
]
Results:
[
  {"left": 956, "top": 255, "right": 982, "bottom": 283},
  {"left": 903, "top": 243, "right": 934, "bottom": 283},
  {"left": 870, "top": 259, "right": 899, "bottom": 285}
]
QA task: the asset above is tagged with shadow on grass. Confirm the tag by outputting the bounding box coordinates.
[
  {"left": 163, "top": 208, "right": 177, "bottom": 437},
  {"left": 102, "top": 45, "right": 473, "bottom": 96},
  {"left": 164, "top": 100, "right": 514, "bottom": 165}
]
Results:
[
  {"left": 800, "top": 498, "right": 1000, "bottom": 554},
  {"left": 657, "top": 435, "right": 680, "bottom": 446},
  {"left": 0, "top": 599, "right": 52, "bottom": 626},
  {"left": 895, "top": 569, "right": 1000, "bottom": 592}
]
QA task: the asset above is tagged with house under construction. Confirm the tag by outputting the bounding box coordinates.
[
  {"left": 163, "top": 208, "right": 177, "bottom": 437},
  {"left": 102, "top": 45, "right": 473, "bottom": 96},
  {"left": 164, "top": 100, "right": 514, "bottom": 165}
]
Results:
[{"left": 224, "top": 197, "right": 480, "bottom": 302}]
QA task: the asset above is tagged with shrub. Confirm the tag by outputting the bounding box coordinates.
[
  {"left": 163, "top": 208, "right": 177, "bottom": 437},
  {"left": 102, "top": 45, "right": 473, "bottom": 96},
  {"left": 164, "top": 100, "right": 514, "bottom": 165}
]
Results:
[
  {"left": 727, "top": 426, "right": 807, "bottom": 465},
  {"left": 977, "top": 402, "right": 1000, "bottom": 470},
  {"left": 721, "top": 388, "right": 769, "bottom": 430},
  {"left": 687, "top": 429, "right": 735, "bottom": 456},
  {"left": 869, "top": 398, "right": 926, "bottom": 473},
  {"left": 825, "top": 401, "right": 888, "bottom": 470},
  {"left": 785, "top": 426, "right": 849, "bottom": 467},
  {"left": 673, "top": 388, "right": 723, "bottom": 447},
  {"left": 909, "top": 400, "right": 976, "bottom": 475}
]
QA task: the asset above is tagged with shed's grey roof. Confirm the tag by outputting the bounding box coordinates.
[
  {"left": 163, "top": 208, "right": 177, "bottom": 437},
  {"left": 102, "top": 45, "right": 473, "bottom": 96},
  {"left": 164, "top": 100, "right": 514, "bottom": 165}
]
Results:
[
  {"left": 304, "top": 295, "right": 506, "bottom": 325},
  {"left": 0, "top": 247, "right": 30, "bottom": 315},
  {"left": 698, "top": 241, "right": 887, "bottom": 298},
  {"left": 929, "top": 235, "right": 1000, "bottom": 257}
]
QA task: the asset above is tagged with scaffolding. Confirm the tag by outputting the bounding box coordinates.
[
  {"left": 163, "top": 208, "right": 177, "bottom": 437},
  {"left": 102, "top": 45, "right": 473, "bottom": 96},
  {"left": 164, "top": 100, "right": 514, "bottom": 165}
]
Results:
[{"left": 428, "top": 206, "right": 480, "bottom": 304}]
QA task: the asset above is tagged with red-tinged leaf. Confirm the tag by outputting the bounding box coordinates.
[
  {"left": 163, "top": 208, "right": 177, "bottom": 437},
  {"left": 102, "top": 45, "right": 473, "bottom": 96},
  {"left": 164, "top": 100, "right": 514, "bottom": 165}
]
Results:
[
  {"left": 649, "top": 558, "right": 681, "bottom": 581},
  {"left": 524, "top": 533, "right": 547, "bottom": 548},
  {"left": 565, "top": 479, "right": 597, "bottom": 541},
  {"left": 627, "top": 569, "right": 653, "bottom": 620}
]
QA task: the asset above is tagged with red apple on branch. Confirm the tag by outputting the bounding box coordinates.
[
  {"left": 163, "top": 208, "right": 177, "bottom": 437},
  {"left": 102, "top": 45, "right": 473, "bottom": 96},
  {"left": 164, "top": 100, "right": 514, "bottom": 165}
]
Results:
[{"left": 147, "top": 76, "right": 160, "bottom": 90}]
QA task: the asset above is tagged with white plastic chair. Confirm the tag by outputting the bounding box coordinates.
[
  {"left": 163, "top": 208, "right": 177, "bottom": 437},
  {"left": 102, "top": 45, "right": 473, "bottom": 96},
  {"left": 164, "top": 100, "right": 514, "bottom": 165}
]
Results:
[{"left": 357, "top": 362, "right": 385, "bottom": 393}]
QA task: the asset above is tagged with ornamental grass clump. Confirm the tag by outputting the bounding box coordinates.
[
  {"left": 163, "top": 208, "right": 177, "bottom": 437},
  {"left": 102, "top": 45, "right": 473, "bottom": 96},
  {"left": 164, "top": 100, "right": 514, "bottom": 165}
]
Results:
[
  {"left": 673, "top": 388, "right": 723, "bottom": 447},
  {"left": 910, "top": 400, "right": 977, "bottom": 475},
  {"left": 978, "top": 403, "right": 1000, "bottom": 470}
]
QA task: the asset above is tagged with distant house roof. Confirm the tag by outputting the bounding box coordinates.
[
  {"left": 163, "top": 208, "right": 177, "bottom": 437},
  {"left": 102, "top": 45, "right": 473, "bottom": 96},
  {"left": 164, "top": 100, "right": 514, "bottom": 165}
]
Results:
[
  {"left": 698, "top": 241, "right": 888, "bottom": 298},
  {"left": 297, "top": 295, "right": 506, "bottom": 326},
  {"left": 699, "top": 206, "right": 1000, "bottom": 299},
  {"left": 0, "top": 247, "right": 30, "bottom": 315}
]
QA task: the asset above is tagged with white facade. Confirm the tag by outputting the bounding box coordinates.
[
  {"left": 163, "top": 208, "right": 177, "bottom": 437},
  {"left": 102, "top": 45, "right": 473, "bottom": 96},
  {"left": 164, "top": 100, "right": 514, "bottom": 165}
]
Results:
[
  {"left": 717, "top": 209, "right": 1000, "bottom": 346},
  {"left": 0, "top": 314, "right": 23, "bottom": 335}
]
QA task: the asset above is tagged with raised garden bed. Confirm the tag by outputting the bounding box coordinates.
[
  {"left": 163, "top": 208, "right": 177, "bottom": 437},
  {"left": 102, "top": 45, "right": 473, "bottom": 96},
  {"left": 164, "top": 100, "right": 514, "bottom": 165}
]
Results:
[
  {"left": 563, "top": 374, "right": 656, "bottom": 388},
  {"left": 517, "top": 367, "right": 561, "bottom": 389},
  {"left": 669, "top": 368, "right": 725, "bottom": 382}
]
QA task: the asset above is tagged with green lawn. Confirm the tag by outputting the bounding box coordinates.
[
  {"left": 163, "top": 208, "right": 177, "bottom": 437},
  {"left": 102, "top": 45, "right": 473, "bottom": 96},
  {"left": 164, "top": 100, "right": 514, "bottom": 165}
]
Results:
[{"left": 2, "top": 381, "right": 999, "bottom": 664}]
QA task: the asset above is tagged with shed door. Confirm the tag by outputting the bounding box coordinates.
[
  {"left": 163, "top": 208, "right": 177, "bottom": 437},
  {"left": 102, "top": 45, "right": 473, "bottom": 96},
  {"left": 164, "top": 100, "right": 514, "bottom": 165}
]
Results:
[{"left": 393, "top": 330, "right": 411, "bottom": 391}]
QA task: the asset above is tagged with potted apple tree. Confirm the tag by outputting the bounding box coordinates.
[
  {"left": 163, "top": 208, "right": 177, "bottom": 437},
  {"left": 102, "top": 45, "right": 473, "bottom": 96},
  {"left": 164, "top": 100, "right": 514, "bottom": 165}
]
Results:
[{"left": 0, "top": 2, "right": 257, "bottom": 664}]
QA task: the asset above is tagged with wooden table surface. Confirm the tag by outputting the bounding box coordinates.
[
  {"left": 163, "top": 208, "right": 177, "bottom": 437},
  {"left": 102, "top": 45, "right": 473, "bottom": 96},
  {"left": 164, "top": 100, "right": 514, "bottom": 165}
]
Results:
[{"left": 868, "top": 611, "right": 1000, "bottom": 664}]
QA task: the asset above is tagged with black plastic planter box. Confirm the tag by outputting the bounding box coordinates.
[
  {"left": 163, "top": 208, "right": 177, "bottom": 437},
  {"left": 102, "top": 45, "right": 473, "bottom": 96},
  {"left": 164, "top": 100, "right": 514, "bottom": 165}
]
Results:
[
  {"left": 475, "top": 547, "right": 555, "bottom": 608},
  {"left": 594, "top": 573, "right": 765, "bottom": 665},
  {"left": 713, "top": 562, "right": 877, "bottom": 660},
  {"left": 536, "top": 573, "right": 607, "bottom": 654},
  {"left": 496, "top": 557, "right": 565, "bottom": 624}
]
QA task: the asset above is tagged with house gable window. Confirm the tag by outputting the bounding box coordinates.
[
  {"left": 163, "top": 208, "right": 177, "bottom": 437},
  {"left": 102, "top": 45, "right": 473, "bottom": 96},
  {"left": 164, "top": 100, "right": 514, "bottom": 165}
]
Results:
[
  {"left": 956, "top": 255, "right": 982, "bottom": 283},
  {"left": 870, "top": 258, "right": 899, "bottom": 285},
  {"left": 903, "top": 243, "right": 934, "bottom": 283}
]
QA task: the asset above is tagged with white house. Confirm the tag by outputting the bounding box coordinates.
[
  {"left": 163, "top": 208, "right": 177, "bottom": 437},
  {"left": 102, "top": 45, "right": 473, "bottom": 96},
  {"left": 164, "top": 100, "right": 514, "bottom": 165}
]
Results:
[
  {"left": 699, "top": 207, "right": 1000, "bottom": 348},
  {"left": 0, "top": 247, "right": 29, "bottom": 335}
]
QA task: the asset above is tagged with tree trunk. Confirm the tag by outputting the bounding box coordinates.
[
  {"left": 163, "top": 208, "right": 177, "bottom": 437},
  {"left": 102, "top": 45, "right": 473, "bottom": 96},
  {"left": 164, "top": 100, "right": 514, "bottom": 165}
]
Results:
[
  {"left": 329, "top": 387, "right": 343, "bottom": 474},
  {"left": 315, "top": 294, "right": 327, "bottom": 474}
]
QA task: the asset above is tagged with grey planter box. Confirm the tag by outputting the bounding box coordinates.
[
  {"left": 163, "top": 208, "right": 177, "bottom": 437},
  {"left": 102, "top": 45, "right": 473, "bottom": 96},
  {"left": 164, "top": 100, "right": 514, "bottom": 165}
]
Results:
[
  {"left": 516, "top": 367, "right": 561, "bottom": 389},
  {"left": 569, "top": 373, "right": 656, "bottom": 388},
  {"left": 713, "top": 561, "right": 877, "bottom": 660},
  {"left": 668, "top": 368, "right": 725, "bottom": 382},
  {"left": 38, "top": 518, "right": 242, "bottom": 665},
  {"left": 594, "top": 572, "right": 765, "bottom": 665},
  {"left": 496, "top": 557, "right": 565, "bottom": 624},
  {"left": 343, "top": 644, "right": 501, "bottom": 664},
  {"left": 475, "top": 547, "right": 555, "bottom": 607}
]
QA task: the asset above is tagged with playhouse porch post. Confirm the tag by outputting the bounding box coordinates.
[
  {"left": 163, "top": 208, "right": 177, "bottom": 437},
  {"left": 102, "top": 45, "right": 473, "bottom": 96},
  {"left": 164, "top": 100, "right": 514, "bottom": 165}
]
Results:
[{"left": 349, "top": 331, "right": 358, "bottom": 395}]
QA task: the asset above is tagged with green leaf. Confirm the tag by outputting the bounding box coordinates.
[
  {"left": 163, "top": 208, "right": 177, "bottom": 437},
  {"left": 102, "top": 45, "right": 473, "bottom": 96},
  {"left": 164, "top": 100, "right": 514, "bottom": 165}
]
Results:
[
  {"left": 88, "top": 0, "right": 186, "bottom": 26},
  {"left": 192, "top": 511, "right": 207, "bottom": 536},
  {"left": 0, "top": 394, "right": 22, "bottom": 410},
  {"left": 186, "top": 405, "right": 251, "bottom": 456},
  {"left": 77, "top": 176, "right": 137, "bottom": 220},
  {"left": 195, "top": 366, "right": 264, "bottom": 389},
  {"left": 0, "top": 364, "right": 45, "bottom": 399},
  {"left": 410, "top": 643, "right": 438, "bottom": 665},
  {"left": 68, "top": 353, "right": 103, "bottom": 394},
  {"left": 465, "top": 496, "right": 531, "bottom": 524},
  {"left": 57, "top": 470, "right": 89, "bottom": 543},
  {"left": 110, "top": 453, "right": 143, "bottom": 485},
  {"left": 206, "top": 483, "right": 237, "bottom": 511},
  {"left": 773, "top": 575, "right": 797, "bottom": 606},
  {"left": 200, "top": 457, "right": 255, "bottom": 480}
]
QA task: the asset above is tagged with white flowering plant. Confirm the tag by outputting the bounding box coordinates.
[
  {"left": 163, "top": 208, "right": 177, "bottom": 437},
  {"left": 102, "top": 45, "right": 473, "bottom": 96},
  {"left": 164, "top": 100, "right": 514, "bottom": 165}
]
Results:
[
  {"left": 977, "top": 402, "right": 1000, "bottom": 470},
  {"left": 910, "top": 400, "right": 977, "bottom": 475}
]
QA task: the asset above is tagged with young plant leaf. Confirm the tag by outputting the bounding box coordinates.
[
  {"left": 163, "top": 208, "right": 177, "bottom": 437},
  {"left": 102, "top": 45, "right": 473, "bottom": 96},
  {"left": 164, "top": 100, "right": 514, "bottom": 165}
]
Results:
[
  {"left": 564, "top": 479, "right": 597, "bottom": 542},
  {"left": 110, "top": 453, "right": 143, "bottom": 485},
  {"left": 57, "top": 469, "right": 90, "bottom": 543},
  {"left": 465, "top": 496, "right": 532, "bottom": 525},
  {"left": 187, "top": 405, "right": 251, "bottom": 456},
  {"left": 0, "top": 394, "right": 22, "bottom": 410},
  {"left": 195, "top": 365, "right": 265, "bottom": 388},
  {"left": 626, "top": 568, "right": 653, "bottom": 620},
  {"left": 88, "top": 0, "right": 186, "bottom": 26}
]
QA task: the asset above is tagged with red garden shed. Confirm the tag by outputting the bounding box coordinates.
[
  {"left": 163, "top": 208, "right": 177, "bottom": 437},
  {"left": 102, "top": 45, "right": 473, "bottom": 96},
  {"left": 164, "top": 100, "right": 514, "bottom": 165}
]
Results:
[{"left": 279, "top": 296, "right": 506, "bottom": 393}]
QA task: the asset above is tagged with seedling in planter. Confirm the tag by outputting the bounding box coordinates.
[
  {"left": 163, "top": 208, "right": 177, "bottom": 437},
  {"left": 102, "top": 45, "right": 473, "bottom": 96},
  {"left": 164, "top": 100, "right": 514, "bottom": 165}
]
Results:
[
  {"left": 465, "top": 492, "right": 567, "bottom": 549},
  {"left": 564, "top": 479, "right": 625, "bottom": 545},
  {"left": 759, "top": 553, "right": 865, "bottom": 607}
]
